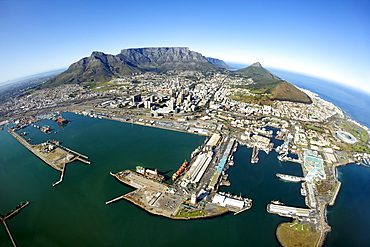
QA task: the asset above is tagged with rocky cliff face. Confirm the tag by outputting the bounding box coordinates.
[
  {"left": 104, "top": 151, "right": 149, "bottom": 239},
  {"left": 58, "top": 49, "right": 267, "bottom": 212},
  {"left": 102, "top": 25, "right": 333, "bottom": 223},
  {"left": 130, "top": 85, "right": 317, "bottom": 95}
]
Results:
[
  {"left": 42, "top": 47, "right": 221, "bottom": 88},
  {"left": 118, "top": 47, "right": 218, "bottom": 72},
  {"left": 204, "top": 57, "right": 235, "bottom": 70}
]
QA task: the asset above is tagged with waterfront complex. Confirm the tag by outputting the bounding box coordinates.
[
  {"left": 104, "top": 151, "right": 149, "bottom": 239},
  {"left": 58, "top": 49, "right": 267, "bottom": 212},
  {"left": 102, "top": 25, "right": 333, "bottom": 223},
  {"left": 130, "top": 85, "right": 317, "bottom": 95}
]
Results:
[{"left": 1, "top": 65, "right": 369, "bottom": 247}]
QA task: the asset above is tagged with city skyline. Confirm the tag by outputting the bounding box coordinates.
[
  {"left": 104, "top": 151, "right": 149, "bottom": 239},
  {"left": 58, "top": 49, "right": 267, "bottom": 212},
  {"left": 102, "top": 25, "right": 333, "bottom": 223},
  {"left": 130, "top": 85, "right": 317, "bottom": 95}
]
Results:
[{"left": 1, "top": 0, "right": 369, "bottom": 93}]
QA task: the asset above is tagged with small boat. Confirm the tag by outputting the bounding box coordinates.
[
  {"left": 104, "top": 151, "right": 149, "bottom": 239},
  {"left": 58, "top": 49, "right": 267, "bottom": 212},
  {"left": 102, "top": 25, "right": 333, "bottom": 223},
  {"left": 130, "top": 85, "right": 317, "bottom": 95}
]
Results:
[{"left": 271, "top": 200, "right": 284, "bottom": 205}]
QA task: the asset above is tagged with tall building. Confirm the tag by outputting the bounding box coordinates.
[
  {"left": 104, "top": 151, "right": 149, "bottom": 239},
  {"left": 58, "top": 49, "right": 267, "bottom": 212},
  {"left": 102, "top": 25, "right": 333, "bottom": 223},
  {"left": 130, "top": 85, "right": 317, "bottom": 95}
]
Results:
[
  {"left": 190, "top": 193, "right": 197, "bottom": 204},
  {"left": 167, "top": 99, "right": 175, "bottom": 110},
  {"left": 132, "top": 94, "right": 141, "bottom": 103}
]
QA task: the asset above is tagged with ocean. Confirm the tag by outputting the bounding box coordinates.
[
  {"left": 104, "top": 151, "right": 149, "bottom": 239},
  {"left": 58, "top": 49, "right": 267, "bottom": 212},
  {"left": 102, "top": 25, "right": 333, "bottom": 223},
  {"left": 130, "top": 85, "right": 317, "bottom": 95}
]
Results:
[{"left": 1, "top": 70, "right": 370, "bottom": 246}]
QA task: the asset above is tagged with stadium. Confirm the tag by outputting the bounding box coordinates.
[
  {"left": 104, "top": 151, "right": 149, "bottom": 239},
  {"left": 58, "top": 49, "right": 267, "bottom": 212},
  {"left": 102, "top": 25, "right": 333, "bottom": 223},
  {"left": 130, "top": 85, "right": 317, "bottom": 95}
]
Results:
[{"left": 336, "top": 131, "right": 357, "bottom": 144}]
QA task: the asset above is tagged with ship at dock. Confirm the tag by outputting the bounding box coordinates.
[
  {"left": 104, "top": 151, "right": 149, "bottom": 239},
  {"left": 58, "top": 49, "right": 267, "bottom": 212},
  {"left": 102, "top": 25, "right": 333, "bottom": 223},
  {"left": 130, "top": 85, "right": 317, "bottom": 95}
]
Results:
[
  {"left": 136, "top": 166, "right": 164, "bottom": 182},
  {"left": 172, "top": 160, "right": 189, "bottom": 181},
  {"left": 40, "top": 125, "right": 51, "bottom": 133},
  {"left": 276, "top": 173, "right": 304, "bottom": 182},
  {"left": 271, "top": 200, "right": 285, "bottom": 205},
  {"left": 55, "top": 116, "right": 69, "bottom": 125}
]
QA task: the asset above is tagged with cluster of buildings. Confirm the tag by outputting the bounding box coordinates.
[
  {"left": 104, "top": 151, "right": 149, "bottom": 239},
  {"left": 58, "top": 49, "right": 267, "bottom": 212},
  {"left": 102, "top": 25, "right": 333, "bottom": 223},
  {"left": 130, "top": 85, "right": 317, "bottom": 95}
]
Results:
[
  {"left": 0, "top": 84, "right": 107, "bottom": 119},
  {"left": 210, "top": 84, "right": 343, "bottom": 122}
]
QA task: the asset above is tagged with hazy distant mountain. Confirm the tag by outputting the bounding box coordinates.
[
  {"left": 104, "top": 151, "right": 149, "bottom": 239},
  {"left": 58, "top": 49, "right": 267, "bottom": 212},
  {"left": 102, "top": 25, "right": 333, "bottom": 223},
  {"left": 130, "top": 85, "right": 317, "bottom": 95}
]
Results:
[
  {"left": 233, "top": 62, "right": 312, "bottom": 104},
  {"left": 42, "top": 47, "right": 221, "bottom": 88},
  {"left": 203, "top": 57, "right": 235, "bottom": 70}
]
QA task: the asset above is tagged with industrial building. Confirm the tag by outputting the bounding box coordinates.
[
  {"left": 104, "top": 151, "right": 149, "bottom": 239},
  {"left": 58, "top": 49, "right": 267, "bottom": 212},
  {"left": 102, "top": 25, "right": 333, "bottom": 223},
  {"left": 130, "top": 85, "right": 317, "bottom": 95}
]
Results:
[
  {"left": 208, "top": 139, "right": 235, "bottom": 190},
  {"left": 205, "top": 133, "right": 221, "bottom": 151},
  {"left": 268, "top": 204, "right": 314, "bottom": 217},
  {"left": 183, "top": 151, "right": 213, "bottom": 184},
  {"left": 212, "top": 193, "right": 245, "bottom": 210}
]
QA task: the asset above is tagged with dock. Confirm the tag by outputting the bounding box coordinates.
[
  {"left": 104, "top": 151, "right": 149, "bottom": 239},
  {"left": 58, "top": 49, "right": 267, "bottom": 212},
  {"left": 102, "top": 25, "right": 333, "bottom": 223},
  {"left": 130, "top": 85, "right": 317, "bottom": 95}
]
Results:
[
  {"left": 8, "top": 129, "right": 91, "bottom": 185},
  {"left": 52, "top": 141, "right": 89, "bottom": 160},
  {"left": 267, "top": 203, "right": 315, "bottom": 218}
]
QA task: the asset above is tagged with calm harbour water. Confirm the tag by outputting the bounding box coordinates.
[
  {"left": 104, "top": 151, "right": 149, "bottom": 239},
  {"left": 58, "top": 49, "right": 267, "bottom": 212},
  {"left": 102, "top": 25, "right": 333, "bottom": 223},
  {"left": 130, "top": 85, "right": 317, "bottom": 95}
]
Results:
[
  {"left": 0, "top": 113, "right": 305, "bottom": 246},
  {"left": 1, "top": 71, "right": 370, "bottom": 246}
]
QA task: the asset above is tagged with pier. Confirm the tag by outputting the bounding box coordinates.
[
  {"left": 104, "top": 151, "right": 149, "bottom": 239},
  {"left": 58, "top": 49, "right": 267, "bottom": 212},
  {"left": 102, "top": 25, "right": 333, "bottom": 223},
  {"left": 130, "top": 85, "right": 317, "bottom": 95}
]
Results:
[
  {"left": 251, "top": 145, "right": 259, "bottom": 163},
  {"left": 1, "top": 202, "right": 30, "bottom": 247},
  {"left": 105, "top": 195, "right": 126, "bottom": 205},
  {"left": 52, "top": 141, "right": 89, "bottom": 160}
]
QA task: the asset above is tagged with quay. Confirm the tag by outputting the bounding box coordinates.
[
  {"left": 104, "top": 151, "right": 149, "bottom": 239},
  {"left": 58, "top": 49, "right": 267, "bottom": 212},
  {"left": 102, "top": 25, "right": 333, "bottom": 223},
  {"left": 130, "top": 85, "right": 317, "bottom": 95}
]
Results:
[
  {"left": 107, "top": 134, "right": 253, "bottom": 220},
  {"left": 107, "top": 170, "right": 238, "bottom": 219},
  {"left": 267, "top": 203, "right": 315, "bottom": 218},
  {"left": 8, "top": 129, "right": 90, "bottom": 185},
  {"left": 52, "top": 141, "right": 89, "bottom": 160}
]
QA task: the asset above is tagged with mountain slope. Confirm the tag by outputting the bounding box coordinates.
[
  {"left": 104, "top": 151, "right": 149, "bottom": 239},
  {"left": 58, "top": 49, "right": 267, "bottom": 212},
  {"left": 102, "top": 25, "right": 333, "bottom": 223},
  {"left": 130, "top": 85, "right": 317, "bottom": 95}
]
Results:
[
  {"left": 203, "top": 57, "right": 235, "bottom": 70},
  {"left": 233, "top": 62, "right": 280, "bottom": 79},
  {"left": 42, "top": 47, "right": 221, "bottom": 88},
  {"left": 232, "top": 62, "right": 312, "bottom": 104}
]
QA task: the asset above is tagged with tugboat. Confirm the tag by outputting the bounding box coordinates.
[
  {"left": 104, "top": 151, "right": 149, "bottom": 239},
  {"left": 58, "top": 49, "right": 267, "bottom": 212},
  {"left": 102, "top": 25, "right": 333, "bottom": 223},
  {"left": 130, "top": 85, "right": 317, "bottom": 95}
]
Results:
[
  {"left": 40, "top": 126, "right": 51, "bottom": 133},
  {"left": 56, "top": 116, "right": 69, "bottom": 125}
]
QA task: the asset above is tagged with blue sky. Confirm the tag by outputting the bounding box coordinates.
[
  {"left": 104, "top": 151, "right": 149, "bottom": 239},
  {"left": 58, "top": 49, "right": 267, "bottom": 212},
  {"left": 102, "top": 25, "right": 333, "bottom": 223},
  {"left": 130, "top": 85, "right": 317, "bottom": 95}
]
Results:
[{"left": 1, "top": 0, "right": 369, "bottom": 92}]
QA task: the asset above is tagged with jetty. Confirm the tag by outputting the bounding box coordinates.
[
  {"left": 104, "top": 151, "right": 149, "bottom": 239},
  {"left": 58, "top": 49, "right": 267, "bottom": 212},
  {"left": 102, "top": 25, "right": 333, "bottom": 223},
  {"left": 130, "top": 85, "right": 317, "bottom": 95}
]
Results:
[
  {"left": 251, "top": 145, "right": 259, "bottom": 163},
  {"left": 1, "top": 202, "right": 30, "bottom": 247},
  {"left": 8, "top": 129, "right": 90, "bottom": 186}
]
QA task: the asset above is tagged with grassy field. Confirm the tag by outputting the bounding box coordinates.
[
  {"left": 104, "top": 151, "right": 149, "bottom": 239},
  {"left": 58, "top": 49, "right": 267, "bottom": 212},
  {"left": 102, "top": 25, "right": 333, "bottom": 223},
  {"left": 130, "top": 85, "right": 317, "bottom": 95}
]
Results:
[
  {"left": 276, "top": 221, "right": 320, "bottom": 247},
  {"left": 231, "top": 79, "right": 312, "bottom": 104}
]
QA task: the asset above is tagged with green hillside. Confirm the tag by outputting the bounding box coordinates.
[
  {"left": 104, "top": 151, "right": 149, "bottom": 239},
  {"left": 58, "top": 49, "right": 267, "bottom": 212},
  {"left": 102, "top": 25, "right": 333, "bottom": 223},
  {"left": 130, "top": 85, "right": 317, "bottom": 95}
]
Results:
[
  {"left": 233, "top": 62, "right": 280, "bottom": 79},
  {"left": 231, "top": 63, "right": 312, "bottom": 104}
]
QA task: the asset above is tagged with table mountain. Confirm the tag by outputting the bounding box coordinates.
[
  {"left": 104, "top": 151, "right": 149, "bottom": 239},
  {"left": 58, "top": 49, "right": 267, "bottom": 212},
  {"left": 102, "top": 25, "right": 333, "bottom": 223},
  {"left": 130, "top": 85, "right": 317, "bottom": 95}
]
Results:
[
  {"left": 203, "top": 57, "right": 235, "bottom": 70},
  {"left": 42, "top": 47, "right": 221, "bottom": 88}
]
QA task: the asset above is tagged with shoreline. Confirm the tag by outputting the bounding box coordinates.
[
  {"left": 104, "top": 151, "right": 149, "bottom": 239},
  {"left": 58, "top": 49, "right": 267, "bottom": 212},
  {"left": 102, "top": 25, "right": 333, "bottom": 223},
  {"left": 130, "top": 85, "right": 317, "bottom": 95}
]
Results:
[{"left": 110, "top": 170, "right": 234, "bottom": 220}]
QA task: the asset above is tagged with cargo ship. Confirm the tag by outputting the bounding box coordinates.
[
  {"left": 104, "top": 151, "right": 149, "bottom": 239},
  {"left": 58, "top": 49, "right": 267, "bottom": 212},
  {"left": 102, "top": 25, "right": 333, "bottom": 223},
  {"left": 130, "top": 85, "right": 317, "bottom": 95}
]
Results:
[{"left": 172, "top": 160, "right": 189, "bottom": 181}]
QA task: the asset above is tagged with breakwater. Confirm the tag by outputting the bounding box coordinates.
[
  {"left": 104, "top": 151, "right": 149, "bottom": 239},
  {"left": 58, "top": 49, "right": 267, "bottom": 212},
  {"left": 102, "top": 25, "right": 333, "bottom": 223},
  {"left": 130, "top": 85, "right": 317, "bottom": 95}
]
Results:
[{"left": 7, "top": 128, "right": 90, "bottom": 186}]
